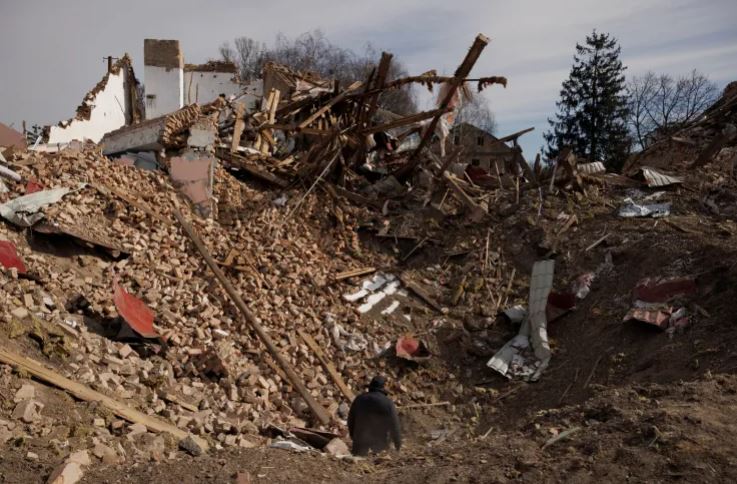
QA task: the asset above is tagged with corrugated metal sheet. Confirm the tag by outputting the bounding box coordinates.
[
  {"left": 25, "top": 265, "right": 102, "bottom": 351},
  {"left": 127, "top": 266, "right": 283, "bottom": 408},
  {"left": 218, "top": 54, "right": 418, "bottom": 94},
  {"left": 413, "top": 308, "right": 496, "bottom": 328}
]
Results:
[
  {"left": 578, "top": 161, "right": 606, "bottom": 175},
  {"left": 642, "top": 167, "right": 683, "bottom": 187},
  {"left": 0, "top": 183, "right": 86, "bottom": 227}
]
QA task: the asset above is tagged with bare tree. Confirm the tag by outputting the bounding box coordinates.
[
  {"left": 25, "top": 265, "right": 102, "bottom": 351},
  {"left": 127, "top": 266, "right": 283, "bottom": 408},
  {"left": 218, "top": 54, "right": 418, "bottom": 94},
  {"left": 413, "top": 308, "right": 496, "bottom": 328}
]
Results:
[
  {"left": 627, "top": 69, "right": 718, "bottom": 150},
  {"left": 219, "top": 37, "right": 267, "bottom": 81},
  {"left": 454, "top": 93, "right": 497, "bottom": 134},
  {"left": 219, "top": 30, "right": 417, "bottom": 114}
]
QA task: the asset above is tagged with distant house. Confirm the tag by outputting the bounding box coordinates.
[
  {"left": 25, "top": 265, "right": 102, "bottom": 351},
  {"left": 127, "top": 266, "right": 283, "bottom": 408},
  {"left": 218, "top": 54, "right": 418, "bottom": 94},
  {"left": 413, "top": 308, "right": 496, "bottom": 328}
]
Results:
[{"left": 432, "top": 122, "right": 516, "bottom": 174}]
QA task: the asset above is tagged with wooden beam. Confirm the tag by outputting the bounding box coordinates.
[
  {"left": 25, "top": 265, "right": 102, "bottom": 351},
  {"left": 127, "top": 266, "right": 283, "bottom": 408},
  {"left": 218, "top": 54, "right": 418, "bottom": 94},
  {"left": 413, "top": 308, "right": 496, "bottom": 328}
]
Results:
[
  {"left": 219, "top": 152, "right": 290, "bottom": 188},
  {"left": 297, "top": 329, "right": 355, "bottom": 402},
  {"left": 494, "top": 127, "right": 535, "bottom": 144},
  {"left": 297, "top": 81, "right": 362, "bottom": 130},
  {"left": 230, "top": 102, "right": 246, "bottom": 153},
  {"left": 361, "top": 52, "right": 393, "bottom": 127},
  {"left": 359, "top": 108, "right": 451, "bottom": 135},
  {"left": 173, "top": 210, "right": 332, "bottom": 425},
  {"left": 443, "top": 171, "right": 487, "bottom": 221},
  {"left": 399, "top": 274, "right": 444, "bottom": 313},
  {"left": 0, "top": 346, "right": 208, "bottom": 451},
  {"left": 335, "top": 267, "right": 377, "bottom": 281},
  {"left": 394, "top": 34, "right": 490, "bottom": 180},
  {"left": 92, "top": 183, "right": 173, "bottom": 227}
]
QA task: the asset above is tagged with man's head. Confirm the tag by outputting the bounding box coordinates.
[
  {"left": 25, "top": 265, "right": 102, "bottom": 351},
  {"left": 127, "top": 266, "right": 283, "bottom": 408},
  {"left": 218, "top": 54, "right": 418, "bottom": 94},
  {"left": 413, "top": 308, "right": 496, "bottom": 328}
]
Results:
[{"left": 368, "top": 375, "right": 386, "bottom": 392}]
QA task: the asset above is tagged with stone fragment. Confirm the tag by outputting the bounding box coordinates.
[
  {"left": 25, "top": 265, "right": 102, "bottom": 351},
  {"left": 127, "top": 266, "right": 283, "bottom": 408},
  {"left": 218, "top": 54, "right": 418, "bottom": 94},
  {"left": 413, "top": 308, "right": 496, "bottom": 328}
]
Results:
[
  {"left": 11, "top": 307, "right": 29, "bottom": 319},
  {"left": 178, "top": 434, "right": 204, "bottom": 457},
  {"left": 47, "top": 462, "right": 83, "bottom": 484},
  {"left": 325, "top": 438, "right": 350, "bottom": 457},
  {"left": 127, "top": 423, "right": 147, "bottom": 437},
  {"left": 13, "top": 399, "right": 43, "bottom": 423},
  {"left": 14, "top": 384, "right": 36, "bottom": 402}
]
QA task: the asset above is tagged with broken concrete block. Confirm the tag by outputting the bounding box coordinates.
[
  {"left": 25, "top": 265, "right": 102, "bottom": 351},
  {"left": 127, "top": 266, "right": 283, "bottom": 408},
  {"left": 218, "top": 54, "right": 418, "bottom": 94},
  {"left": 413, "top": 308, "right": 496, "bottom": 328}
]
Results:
[
  {"left": 47, "top": 461, "right": 83, "bottom": 484},
  {"left": 325, "top": 437, "right": 350, "bottom": 457},
  {"left": 13, "top": 399, "right": 43, "bottom": 423},
  {"left": 14, "top": 384, "right": 36, "bottom": 402},
  {"left": 187, "top": 118, "right": 217, "bottom": 149}
]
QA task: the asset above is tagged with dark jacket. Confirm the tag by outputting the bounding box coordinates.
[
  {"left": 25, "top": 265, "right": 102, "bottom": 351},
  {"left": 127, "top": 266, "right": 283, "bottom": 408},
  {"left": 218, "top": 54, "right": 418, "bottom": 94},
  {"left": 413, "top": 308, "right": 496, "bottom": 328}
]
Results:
[{"left": 347, "top": 389, "right": 401, "bottom": 456}]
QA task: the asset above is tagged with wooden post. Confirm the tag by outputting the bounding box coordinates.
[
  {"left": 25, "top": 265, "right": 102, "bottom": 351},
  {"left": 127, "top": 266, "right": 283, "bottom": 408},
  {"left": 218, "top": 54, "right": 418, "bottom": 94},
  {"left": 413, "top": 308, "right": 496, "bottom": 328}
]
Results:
[
  {"left": 173, "top": 210, "right": 332, "bottom": 425},
  {"left": 297, "top": 329, "right": 355, "bottom": 401},
  {"left": 394, "top": 34, "right": 490, "bottom": 181},
  {"left": 361, "top": 52, "right": 393, "bottom": 128},
  {"left": 0, "top": 347, "right": 208, "bottom": 451}
]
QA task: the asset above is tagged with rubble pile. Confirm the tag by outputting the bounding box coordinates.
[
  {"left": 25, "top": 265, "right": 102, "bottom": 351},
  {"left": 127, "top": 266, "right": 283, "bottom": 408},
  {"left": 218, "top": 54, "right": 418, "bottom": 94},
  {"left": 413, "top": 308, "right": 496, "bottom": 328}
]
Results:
[{"left": 2, "top": 31, "right": 737, "bottom": 480}]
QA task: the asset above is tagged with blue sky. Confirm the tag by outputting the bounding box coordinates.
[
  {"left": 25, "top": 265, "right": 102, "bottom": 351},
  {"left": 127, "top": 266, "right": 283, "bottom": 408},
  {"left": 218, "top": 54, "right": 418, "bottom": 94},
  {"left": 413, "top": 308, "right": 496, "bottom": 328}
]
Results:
[{"left": 1, "top": 0, "right": 735, "bottom": 156}]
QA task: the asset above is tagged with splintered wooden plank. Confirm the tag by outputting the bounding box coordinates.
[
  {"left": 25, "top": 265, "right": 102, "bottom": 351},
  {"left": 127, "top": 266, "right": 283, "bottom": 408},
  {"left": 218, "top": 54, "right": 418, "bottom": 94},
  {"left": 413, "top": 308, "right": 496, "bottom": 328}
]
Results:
[
  {"left": 297, "top": 81, "right": 362, "bottom": 130},
  {"left": 395, "top": 34, "right": 490, "bottom": 180},
  {"left": 335, "top": 267, "right": 377, "bottom": 281},
  {"left": 0, "top": 346, "right": 208, "bottom": 451},
  {"left": 297, "top": 329, "right": 355, "bottom": 401},
  {"left": 399, "top": 274, "right": 444, "bottom": 313}
]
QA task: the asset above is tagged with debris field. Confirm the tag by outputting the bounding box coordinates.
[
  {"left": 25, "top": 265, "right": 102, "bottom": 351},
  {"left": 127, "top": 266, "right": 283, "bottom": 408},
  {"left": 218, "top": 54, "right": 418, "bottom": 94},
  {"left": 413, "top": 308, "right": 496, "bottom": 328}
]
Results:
[{"left": 1, "top": 33, "right": 737, "bottom": 483}]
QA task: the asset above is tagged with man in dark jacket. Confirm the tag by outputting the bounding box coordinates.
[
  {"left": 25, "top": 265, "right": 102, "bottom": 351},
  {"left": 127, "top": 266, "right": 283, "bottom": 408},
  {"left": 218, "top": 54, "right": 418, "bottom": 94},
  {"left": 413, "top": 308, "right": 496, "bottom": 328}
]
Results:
[{"left": 347, "top": 375, "right": 401, "bottom": 456}]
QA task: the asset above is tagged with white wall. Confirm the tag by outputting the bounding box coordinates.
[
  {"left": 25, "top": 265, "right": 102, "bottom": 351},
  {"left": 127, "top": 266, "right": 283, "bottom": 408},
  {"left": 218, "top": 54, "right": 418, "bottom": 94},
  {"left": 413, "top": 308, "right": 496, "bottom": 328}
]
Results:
[
  {"left": 183, "top": 71, "right": 241, "bottom": 105},
  {"left": 47, "top": 72, "right": 129, "bottom": 144},
  {"left": 145, "top": 65, "right": 183, "bottom": 119}
]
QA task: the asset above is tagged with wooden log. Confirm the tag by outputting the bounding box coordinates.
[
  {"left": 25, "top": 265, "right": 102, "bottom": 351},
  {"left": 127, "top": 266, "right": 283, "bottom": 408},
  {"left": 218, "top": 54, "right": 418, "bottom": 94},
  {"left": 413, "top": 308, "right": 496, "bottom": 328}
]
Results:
[
  {"left": 0, "top": 346, "right": 208, "bottom": 451},
  {"left": 297, "top": 329, "right": 355, "bottom": 402},
  {"left": 173, "top": 210, "right": 331, "bottom": 425}
]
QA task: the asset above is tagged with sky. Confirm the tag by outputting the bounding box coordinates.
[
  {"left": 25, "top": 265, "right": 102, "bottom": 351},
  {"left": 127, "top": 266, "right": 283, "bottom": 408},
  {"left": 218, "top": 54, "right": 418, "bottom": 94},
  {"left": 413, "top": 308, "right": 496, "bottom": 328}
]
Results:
[{"left": 1, "top": 0, "right": 735, "bottom": 156}]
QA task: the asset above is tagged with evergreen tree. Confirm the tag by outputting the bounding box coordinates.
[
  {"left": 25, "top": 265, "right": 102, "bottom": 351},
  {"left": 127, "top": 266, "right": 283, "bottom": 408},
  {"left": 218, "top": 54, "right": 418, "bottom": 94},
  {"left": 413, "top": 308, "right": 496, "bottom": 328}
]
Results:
[{"left": 544, "top": 30, "right": 630, "bottom": 171}]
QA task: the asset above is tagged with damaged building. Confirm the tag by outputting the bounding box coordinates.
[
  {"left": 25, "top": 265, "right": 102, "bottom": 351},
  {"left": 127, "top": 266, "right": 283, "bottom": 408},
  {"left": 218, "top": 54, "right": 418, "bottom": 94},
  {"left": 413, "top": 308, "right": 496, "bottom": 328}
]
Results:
[{"left": 2, "top": 28, "right": 737, "bottom": 482}]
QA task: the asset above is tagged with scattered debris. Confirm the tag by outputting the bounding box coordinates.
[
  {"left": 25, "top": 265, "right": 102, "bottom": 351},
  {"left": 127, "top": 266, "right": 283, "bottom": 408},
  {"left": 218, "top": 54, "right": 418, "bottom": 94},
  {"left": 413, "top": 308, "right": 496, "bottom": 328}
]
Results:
[
  {"left": 395, "top": 334, "right": 431, "bottom": 362},
  {"left": 488, "top": 260, "right": 554, "bottom": 382}
]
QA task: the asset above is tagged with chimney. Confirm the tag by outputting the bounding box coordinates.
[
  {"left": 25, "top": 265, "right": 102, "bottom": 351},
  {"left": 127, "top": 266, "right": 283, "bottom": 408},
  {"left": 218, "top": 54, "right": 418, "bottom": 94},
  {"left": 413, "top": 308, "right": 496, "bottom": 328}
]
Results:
[{"left": 143, "top": 39, "right": 184, "bottom": 119}]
